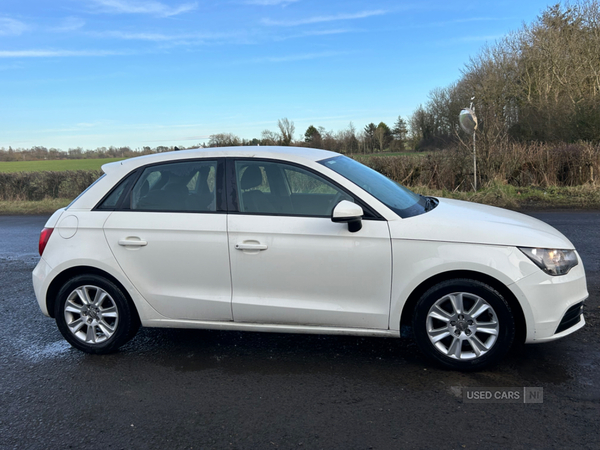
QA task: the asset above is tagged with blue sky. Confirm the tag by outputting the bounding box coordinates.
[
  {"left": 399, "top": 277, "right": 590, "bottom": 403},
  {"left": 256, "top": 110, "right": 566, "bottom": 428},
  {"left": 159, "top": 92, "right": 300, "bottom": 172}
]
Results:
[{"left": 1, "top": 0, "right": 555, "bottom": 150}]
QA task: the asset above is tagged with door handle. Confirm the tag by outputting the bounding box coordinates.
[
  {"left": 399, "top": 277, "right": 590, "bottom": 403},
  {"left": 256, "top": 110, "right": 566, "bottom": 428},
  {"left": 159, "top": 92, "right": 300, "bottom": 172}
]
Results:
[
  {"left": 235, "top": 243, "right": 268, "bottom": 251},
  {"left": 118, "top": 238, "right": 148, "bottom": 247}
]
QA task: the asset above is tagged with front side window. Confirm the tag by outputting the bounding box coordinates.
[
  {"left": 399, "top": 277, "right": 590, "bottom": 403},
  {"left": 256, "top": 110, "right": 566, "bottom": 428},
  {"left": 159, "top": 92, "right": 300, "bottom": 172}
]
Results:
[
  {"left": 130, "top": 160, "right": 217, "bottom": 212},
  {"left": 319, "top": 155, "right": 429, "bottom": 218},
  {"left": 234, "top": 160, "right": 352, "bottom": 216}
]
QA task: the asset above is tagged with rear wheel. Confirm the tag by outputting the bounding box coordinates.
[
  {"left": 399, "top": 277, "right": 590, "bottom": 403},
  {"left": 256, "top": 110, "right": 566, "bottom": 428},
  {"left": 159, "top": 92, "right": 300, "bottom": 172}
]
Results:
[
  {"left": 412, "top": 279, "right": 515, "bottom": 370},
  {"left": 55, "top": 274, "right": 139, "bottom": 354}
]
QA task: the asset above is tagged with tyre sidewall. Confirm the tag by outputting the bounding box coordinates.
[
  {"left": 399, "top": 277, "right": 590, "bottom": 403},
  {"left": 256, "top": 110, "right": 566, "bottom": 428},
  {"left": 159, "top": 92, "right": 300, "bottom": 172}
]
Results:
[
  {"left": 55, "top": 274, "right": 135, "bottom": 354},
  {"left": 413, "top": 279, "right": 515, "bottom": 371}
]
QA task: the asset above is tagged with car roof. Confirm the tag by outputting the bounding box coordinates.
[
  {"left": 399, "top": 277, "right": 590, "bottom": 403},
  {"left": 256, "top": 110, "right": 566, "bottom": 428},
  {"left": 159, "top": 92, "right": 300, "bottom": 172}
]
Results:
[{"left": 101, "top": 146, "right": 339, "bottom": 175}]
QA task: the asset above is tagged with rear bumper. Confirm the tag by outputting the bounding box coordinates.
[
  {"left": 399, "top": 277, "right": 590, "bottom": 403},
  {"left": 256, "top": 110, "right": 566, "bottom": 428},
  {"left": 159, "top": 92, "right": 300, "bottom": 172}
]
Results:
[{"left": 32, "top": 256, "right": 53, "bottom": 317}]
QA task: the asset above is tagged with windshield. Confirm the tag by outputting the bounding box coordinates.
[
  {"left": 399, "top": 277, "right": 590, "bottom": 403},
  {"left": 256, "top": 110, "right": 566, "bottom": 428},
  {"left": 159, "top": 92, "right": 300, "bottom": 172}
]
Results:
[{"left": 319, "top": 155, "right": 431, "bottom": 218}]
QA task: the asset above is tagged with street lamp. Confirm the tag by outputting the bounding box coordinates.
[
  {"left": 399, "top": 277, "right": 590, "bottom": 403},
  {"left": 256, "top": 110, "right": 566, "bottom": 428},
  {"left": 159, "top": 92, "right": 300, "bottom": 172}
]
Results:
[{"left": 459, "top": 100, "right": 478, "bottom": 191}]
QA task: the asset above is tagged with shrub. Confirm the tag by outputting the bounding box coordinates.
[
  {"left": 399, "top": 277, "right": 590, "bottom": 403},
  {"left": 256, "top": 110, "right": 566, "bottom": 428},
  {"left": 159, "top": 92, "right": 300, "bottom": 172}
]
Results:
[
  {"left": 0, "top": 170, "right": 102, "bottom": 201},
  {"left": 361, "top": 141, "right": 599, "bottom": 190}
]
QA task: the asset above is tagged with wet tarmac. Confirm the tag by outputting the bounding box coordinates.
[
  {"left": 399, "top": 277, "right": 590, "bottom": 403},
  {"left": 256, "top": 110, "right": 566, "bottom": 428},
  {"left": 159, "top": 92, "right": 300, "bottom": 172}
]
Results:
[{"left": 0, "top": 212, "right": 598, "bottom": 449}]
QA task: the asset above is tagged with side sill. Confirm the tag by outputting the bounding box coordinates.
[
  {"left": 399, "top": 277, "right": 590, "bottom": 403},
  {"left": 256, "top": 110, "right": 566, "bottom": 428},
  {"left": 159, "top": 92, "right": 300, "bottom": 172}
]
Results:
[{"left": 141, "top": 319, "right": 400, "bottom": 338}]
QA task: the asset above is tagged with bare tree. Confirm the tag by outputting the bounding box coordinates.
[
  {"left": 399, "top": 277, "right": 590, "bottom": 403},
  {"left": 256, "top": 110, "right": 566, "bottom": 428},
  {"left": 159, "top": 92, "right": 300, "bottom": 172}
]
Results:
[
  {"left": 261, "top": 129, "right": 281, "bottom": 145},
  {"left": 409, "top": 0, "right": 600, "bottom": 149},
  {"left": 278, "top": 118, "right": 296, "bottom": 146},
  {"left": 208, "top": 133, "right": 241, "bottom": 147}
]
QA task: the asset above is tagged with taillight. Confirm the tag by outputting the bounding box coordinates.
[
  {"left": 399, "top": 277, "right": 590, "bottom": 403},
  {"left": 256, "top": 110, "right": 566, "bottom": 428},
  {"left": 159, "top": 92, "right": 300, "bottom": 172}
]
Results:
[{"left": 39, "top": 227, "right": 54, "bottom": 256}]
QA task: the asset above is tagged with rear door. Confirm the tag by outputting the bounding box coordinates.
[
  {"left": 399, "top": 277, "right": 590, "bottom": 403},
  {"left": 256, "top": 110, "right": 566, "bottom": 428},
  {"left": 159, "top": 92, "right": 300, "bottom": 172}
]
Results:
[{"left": 102, "top": 159, "right": 232, "bottom": 321}]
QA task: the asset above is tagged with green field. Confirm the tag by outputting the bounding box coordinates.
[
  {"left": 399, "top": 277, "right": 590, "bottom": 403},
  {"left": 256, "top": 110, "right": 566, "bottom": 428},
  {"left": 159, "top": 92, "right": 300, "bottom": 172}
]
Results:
[
  {"left": 0, "top": 158, "right": 125, "bottom": 173},
  {"left": 0, "top": 153, "right": 423, "bottom": 172},
  {"left": 354, "top": 151, "right": 429, "bottom": 160}
]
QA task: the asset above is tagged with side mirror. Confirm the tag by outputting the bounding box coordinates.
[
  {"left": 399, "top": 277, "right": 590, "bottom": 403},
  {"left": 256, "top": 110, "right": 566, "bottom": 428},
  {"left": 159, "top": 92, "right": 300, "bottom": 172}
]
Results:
[{"left": 331, "top": 200, "right": 363, "bottom": 232}]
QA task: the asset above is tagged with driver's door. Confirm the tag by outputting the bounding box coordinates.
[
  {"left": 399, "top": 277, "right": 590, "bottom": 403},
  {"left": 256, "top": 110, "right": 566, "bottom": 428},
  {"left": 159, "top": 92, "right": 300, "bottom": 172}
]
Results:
[{"left": 227, "top": 159, "right": 392, "bottom": 329}]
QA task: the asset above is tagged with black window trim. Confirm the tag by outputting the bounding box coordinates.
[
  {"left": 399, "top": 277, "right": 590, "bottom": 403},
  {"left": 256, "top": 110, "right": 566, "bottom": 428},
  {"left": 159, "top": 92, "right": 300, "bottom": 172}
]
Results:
[
  {"left": 225, "top": 157, "right": 385, "bottom": 220},
  {"left": 93, "top": 169, "right": 141, "bottom": 212},
  {"left": 92, "top": 157, "right": 227, "bottom": 214}
]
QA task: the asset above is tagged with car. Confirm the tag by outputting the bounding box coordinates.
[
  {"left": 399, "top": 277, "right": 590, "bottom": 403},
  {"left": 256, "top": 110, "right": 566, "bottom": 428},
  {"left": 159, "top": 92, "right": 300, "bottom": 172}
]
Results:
[{"left": 32, "top": 146, "right": 588, "bottom": 370}]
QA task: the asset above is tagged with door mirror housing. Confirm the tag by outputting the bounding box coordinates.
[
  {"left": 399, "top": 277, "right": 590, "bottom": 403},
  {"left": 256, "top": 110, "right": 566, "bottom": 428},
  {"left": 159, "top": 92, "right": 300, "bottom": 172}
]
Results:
[{"left": 331, "top": 200, "right": 363, "bottom": 232}]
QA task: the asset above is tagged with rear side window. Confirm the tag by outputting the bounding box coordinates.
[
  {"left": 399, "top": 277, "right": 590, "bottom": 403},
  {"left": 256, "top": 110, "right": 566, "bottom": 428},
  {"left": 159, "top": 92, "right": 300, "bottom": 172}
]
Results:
[
  {"left": 96, "top": 172, "right": 137, "bottom": 210},
  {"left": 97, "top": 174, "right": 133, "bottom": 209},
  {"left": 131, "top": 160, "right": 218, "bottom": 212}
]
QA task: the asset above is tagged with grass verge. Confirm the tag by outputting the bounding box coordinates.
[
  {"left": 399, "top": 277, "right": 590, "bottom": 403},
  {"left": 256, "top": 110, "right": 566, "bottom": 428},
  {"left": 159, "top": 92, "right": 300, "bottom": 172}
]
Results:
[
  {"left": 0, "top": 198, "right": 72, "bottom": 215},
  {"left": 354, "top": 151, "right": 428, "bottom": 160},
  {"left": 0, "top": 158, "right": 124, "bottom": 173},
  {"left": 412, "top": 183, "right": 600, "bottom": 211}
]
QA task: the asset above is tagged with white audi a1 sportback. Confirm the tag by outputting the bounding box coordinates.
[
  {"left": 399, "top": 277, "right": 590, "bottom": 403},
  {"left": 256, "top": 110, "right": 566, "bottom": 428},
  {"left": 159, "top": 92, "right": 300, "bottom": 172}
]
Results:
[{"left": 32, "top": 146, "right": 588, "bottom": 370}]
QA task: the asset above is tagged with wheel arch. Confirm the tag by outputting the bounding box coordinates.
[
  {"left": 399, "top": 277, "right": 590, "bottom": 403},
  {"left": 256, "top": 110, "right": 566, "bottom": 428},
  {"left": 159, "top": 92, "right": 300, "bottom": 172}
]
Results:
[
  {"left": 399, "top": 270, "right": 527, "bottom": 344},
  {"left": 46, "top": 265, "right": 140, "bottom": 325}
]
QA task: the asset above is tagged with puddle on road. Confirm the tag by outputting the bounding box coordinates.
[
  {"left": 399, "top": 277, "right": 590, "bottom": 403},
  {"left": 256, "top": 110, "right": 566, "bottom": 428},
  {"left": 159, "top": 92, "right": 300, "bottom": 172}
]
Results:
[{"left": 18, "top": 340, "right": 73, "bottom": 362}]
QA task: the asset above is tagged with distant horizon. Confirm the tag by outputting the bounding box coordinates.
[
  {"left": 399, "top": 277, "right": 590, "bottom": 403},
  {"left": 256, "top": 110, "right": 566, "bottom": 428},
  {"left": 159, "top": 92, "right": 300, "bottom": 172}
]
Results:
[{"left": 1, "top": 0, "right": 557, "bottom": 150}]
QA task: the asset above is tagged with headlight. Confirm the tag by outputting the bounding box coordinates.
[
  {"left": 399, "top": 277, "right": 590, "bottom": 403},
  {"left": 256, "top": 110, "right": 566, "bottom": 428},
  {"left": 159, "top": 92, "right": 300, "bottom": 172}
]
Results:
[{"left": 519, "top": 247, "right": 578, "bottom": 276}]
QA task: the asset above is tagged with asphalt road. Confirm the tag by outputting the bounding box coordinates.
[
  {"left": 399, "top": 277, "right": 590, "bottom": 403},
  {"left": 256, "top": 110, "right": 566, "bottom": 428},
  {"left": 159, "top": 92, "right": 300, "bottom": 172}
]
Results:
[{"left": 0, "top": 212, "right": 598, "bottom": 449}]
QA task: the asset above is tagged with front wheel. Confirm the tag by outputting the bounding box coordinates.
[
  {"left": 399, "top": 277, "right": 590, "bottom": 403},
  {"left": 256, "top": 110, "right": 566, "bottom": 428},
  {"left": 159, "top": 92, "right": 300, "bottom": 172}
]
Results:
[
  {"left": 412, "top": 279, "right": 515, "bottom": 371},
  {"left": 55, "top": 274, "right": 139, "bottom": 354}
]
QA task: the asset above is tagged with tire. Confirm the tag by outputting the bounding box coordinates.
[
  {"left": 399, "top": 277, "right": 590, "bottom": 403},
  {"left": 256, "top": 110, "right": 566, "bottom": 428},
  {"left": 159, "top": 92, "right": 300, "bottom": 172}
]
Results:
[
  {"left": 54, "top": 274, "right": 140, "bottom": 354},
  {"left": 412, "top": 279, "right": 515, "bottom": 371}
]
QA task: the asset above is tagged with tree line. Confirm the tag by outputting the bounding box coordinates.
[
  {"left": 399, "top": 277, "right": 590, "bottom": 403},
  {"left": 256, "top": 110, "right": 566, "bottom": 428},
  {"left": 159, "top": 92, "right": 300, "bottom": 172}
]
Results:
[
  {"left": 2, "top": 1, "right": 599, "bottom": 163},
  {"left": 206, "top": 117, "right": 409, "bottom": 154},
  {"left": 409, "top": 0, "right": 600, "bottom": 150},
  {"left": 0, "top": 116, "right": 410, "bottom": 162},
  {"left": 0, "top": 145, "right": 179, "bottom": 162}
]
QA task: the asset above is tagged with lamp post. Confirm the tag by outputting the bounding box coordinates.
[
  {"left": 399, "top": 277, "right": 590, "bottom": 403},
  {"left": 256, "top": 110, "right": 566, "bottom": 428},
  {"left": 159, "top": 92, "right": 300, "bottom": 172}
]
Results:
[{"left": 459, "top": 101, "right": 478, "bottom": 191}]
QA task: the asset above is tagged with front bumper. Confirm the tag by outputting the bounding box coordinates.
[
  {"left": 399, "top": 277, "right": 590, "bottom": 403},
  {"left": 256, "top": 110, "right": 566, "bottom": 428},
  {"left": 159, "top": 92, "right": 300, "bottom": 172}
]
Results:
[
  {"left": 512, "top": 253, "right": 588, "bottom": 343},
  {"left": 556, "top": 301, "right": 585, "bottom": 334}
]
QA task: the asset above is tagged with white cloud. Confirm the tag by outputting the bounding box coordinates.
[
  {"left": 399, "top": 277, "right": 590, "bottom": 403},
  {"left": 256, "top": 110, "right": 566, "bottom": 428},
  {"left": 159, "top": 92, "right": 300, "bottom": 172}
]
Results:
[
  {"left": 0, "top": 18, "right": 29, "bottom": 36},
  {"left": 95, "top": 30, "right": 177, "bottom": 41},
  {"left": 262, "top": 9, "right": 386, "bottom": 26},
  {"left": 444, "top": 35, "right": 503, "bottom": 44},
  {"left": 245, "top": 0, "right": 300, "bottom": 5},
  {"left": 76, "top": 122, "right": 105, "bottom": 128},
  {"left": 293, "top": 28, "right": 355, "bottom": 37},
  {"left": 90, "top": 0, "right": 198, "bottom": 17},
  {"left": 143, "top": 135, "right": 211, "bottom": 143},
  {"left": 0, "top": 62, "right": 24, "bottom": 71},
  {"left": 245, "top": 50, "right": 348, "bottom": 64},
  {"left": 0, "top": 50, "right": 126, "bottom": 58},
  {"left": 91, "top": 29, "right": 240, "bottom": 44},
  {"left": 428, "top": 17, "right": 511, "bottom": 27},
  {"left": 51, "top": 17, "right": 86, "bottom": 32}
]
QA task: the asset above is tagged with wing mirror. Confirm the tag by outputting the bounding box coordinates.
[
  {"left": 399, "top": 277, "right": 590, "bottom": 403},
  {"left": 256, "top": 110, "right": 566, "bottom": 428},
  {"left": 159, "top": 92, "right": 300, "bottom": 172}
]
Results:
[{"left": 331, "top": 200, "right": 363, "bottom": 232}]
